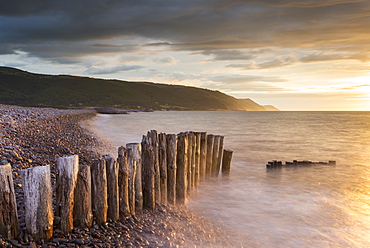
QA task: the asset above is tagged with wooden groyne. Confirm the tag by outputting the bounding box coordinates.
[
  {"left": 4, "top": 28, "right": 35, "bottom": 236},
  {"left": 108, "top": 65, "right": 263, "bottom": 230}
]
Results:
[
  {"left": 0, "top": 130, "right": 233, "bottom": 241},
  {"left": 266, "top": 160, "right": 336, "bottom": 169}
]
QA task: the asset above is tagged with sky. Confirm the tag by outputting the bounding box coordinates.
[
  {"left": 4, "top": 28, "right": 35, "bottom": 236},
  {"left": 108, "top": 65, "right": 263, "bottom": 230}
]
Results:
[{"left": 1, "top": 0, "right": 370, "bottom": 110}]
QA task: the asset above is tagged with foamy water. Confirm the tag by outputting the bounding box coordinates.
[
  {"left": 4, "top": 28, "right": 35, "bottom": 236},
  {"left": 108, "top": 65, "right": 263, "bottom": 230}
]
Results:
[{"left": 93, "top": 111, "right": 370, "bottom": 247}]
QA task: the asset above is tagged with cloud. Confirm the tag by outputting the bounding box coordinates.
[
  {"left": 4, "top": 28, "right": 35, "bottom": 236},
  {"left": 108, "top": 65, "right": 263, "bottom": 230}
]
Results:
[
  {"left": 227, "top": 51, "right": 370, "bottom": 70},
  {"left": 198, "top": 50, "right": 255, "bottom": 61},
  {"left": 153, "top": 56, "right": 177, "bottom": 65},
  {"left": 0, "top": 0, "right": 369, "bottom": 69},
  {"left": 211, "top": 74, "right": 288, "bottom": 84},
  {"left": 86, "top": 64, "right": 143, "bottom": 74}
]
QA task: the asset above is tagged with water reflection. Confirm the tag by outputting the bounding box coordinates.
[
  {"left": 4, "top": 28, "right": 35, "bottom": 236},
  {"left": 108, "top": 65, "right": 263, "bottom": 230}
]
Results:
[{"left": 94, "top": 111, "right": 370, "bottom": 247}]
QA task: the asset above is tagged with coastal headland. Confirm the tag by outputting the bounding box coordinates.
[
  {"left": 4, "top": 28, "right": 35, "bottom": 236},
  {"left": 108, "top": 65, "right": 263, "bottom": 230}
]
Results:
[{"left": 0, "top": 104, "right": 238, "bottom": 247}]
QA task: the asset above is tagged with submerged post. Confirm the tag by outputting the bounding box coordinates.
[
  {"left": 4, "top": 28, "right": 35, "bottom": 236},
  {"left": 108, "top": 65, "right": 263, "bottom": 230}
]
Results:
[
  {"left": 206, "top": 134, "right": 214, "bottom": 178},
  {"left": 104, "top": 155, "right": 119, "bottom": 221},
  {"left": 0, "top": 162, "right": 18, "bottom": 239},
  {"left": 166, "top": 134, "right": 177, "bottom": 204},
  {"left": 91, "top": 159, "right": 108, "bottom": 225},
  {"left": 159, "top": 133, "right": 168, "bottom": 204},
  {"left": 176, "top": 132, "right": 188, "bottom": 204},
  {"left": 217, "top": 136, "right": 224, "bottom": 176},
  {"left": 21, "top": 165, "right": 53, "bottom": 241},
  {"left": 73, "top": 164, "right": 93, "bottom": 228},
  {"left": 56, "top": 155, "right": 79, "bottom": 233},
  {"left": 118, "top": 146, "right": 130, "bottom": 216},
  {"left": 212, "top": 135, "right": 220, "bottom": 177},
  {"left": 222, "top": 149, "right": 233, "bottom": 176}
]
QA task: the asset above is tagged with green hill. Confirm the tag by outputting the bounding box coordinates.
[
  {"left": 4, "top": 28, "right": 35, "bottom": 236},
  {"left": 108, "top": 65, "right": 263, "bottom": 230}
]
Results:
[{"left": 0, "top": 67, "right": 277, "bottom": 111}]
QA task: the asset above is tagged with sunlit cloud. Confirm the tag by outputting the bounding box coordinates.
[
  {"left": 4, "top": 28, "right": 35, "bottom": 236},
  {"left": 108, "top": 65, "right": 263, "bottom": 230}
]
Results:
[{"left": 1, "top": 0, "right": 370, "bottom": 110}]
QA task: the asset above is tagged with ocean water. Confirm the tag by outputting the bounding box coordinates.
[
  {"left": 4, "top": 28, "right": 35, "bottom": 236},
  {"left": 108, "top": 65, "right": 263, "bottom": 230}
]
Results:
[{"left": 93, "top": 111, "right": 370, "bottom": 247}]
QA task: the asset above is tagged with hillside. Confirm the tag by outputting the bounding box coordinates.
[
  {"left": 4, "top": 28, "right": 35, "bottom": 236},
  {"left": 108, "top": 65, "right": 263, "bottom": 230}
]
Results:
[{"left": 0, "top": 67, "right": 278, "bottom": 111}]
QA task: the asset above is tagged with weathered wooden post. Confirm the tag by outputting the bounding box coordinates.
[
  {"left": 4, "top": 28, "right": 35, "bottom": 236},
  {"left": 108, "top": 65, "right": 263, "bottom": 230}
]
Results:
[
  {"left": 91, "top": 159, "right": 108, "bottom": 225},
  {"left": 56, "top": 155, "right": 79, "bottom": 233},
  {"left": 126, "top": 146, "right": 136, "bottom": 215},
  {"left": 191, "top": 133, "right": 197, "bottom": 190},
  {"left": 126, "top": 143, "right": 143, "bottom": 213},
  {"left": 199, "top": 132, "right": 207, "bottom": 181},
  {"left": 194, "top": 132, "right": 201, "bottom": 188},
  {"left": 176, "top": 132, "right": 188, "bottom": 204},
  {"left": 103, "top": 155, "right": 119, "bottom": 221},
  {"left": 0, "top": 162, "right": 18, "bottom": 239},
  {"left": 117, "top": 146, "right": 130, "bottom": 216},
  {"left": 217, "top": 136, "right": 224, "bottom": 176},
  {"left": 206, "top": 134, "right": 214, "bottom": 178},
  {"left": 21, "top": 165, "right": 53, "bottom": 241},
  {"left": 159, "top": 132, "right": 168, "bottom": 204},
  {"left": 222, "top": 149, "right": 233, "bottom": 176},
  {"left": 141, "top": 135, "right": 155, "bottom": 210},
  {"left": 166, "top": 134, "right": 177, "bottom": 204},
  {"left": 187, "top": 132, "right": 194, "bottom": 194},
  {"left": 147, "top": 130, "right": 160, "bottom": 204},
  {"left": 212, "top": 136, "right": 220, "bottom": 177},
  {"left": 73, "top": 164, "right": 93, "bottom": 228}
]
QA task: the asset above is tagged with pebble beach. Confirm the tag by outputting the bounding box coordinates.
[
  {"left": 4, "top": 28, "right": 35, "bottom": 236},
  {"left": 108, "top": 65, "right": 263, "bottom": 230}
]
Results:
[{"left": 0, "top": 104, "right": 236, "bottom": 248}]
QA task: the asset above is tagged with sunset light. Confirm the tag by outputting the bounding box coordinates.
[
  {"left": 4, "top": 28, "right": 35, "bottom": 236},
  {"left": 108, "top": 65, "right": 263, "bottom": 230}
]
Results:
[
  {"left": 1, "top": 1, "right": 370, "bottom": 110},
  {"left": 2, "top": 1, "right": 370, "bottom": 247}
]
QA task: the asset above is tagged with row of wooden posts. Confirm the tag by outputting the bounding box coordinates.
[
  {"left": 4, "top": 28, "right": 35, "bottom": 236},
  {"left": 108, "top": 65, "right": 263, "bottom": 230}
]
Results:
[{"left": 0, "top": 130, "right": 233, "bottom": 242}]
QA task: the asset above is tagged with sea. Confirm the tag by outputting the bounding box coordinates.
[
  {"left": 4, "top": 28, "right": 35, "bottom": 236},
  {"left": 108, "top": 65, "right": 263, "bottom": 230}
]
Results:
[{"left": 93, "top": 111, "right": 370, "bottom": 248}]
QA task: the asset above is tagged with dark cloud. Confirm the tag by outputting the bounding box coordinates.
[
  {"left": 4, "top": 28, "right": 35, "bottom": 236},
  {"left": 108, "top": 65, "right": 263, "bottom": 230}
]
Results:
[
  {"left": 85, "top": 64, "right": 143, "bottom": 74},
  {"left": 0, "top": 0, "right": 369, "bottom": 63}
]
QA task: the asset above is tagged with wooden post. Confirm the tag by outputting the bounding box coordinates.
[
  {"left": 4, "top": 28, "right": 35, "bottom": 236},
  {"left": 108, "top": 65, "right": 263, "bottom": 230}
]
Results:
[
  {"left": 199, "top": 132, "right": 207, "bottom": 181},
  {"left": 21, "top": 165, "right": 53, "bottom": 241},
  {"left": 91, "top": 159, "right": 108, "bottom": 225},
  {"left": 147, "top": 130, "right": 160, "bottom": 204},
  {"left": 166, "top": 134, "right": 177, "bottom": 204},
  {"left": 126, "top": 146, "right": 136, "bottom": 215},
  {"left": 222, "top": 149, "right": 233, "bottom": 176},
  {"left": 212, "top": 136, "right": 220, "bottom": 177},
  {"left": 126, "top": 143, "right": 143, "bottom": 213},
  {"left": 56, "top": 155, "right": 79, "bottom": 233},
  {"left": 73, "top": 164, "right": 93, "bottom": 228},
  {"left": 176, "top": 133, "right": 188, "bottom": 204},
  {"left": 187, "top": 132, "right": 193, "bottom": 194},
  {"left": 103, "top": 155, "right": 119, "bottom": 221},
  {"left": 0, "top": 162, "right": 18, "bottom": 239},
  {"left": 141, "top": 135, "right": 155, "bottom": 210},
  {"left": 206, "top": 134, "right": 214, "bottom": 178},
  {"left": 191, "top": 133, "right": 197, "bottom": 190},
  {"left": 158, "top": 133, "right": 168, "bottom": 204},
  {"left": 117, "top": 146, "right": 130, "bottom": 216},
  {"left": 217, "top": 136, "right": 224, "bottom": 176},
  {"left": 194, "top": 132, "right": 201, "bottom": 188}
]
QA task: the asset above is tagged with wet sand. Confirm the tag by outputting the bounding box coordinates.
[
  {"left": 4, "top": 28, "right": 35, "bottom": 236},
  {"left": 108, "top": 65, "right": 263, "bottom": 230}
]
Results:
[{"left": 0, "top": 104, "right": 237, "bottom": 247}]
